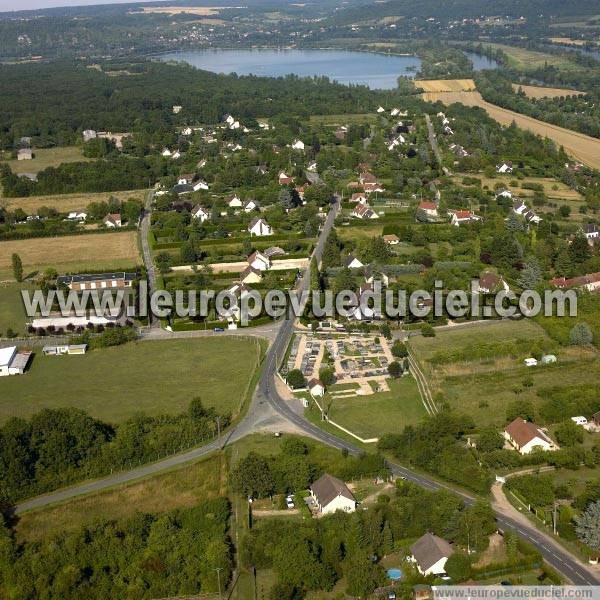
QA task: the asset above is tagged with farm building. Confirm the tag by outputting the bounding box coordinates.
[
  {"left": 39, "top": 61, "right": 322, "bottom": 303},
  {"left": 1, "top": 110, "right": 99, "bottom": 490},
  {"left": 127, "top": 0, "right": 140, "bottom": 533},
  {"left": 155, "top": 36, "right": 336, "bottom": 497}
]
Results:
[
  {"left": 0, "top": 346, "right": 32, "bottom": 376},
  {"left": 57, "top": 272, "right": 137, "bottom": 291}
]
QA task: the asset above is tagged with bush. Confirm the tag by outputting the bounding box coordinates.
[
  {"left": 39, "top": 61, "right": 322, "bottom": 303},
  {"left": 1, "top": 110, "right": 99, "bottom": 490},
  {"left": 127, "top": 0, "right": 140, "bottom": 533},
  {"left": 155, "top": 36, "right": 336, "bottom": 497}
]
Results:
[
  {"left": 421, "top": 323, "right": 436, "bottom": 337},
  {"left": 287, "top": 369, "right": 306, "bottom": 389}
]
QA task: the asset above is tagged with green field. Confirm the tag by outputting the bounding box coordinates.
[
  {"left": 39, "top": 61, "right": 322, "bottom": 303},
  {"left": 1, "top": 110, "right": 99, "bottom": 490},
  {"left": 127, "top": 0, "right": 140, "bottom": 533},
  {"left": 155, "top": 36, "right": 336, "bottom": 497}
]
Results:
[
  {"left": 0, "top": 338, "right": 264, "bottom": 423},
  {"left": 481, "top": 43, "right": 582, "bottom": 71},
  {"left": 1, "top": 146, "right": 90, "bottom": 175},
  {"left": 325, "top": 375, "right": 426, "bottom": 438},
  {"left": 0, "top": 282, "right": 33, "bottom": 337}
]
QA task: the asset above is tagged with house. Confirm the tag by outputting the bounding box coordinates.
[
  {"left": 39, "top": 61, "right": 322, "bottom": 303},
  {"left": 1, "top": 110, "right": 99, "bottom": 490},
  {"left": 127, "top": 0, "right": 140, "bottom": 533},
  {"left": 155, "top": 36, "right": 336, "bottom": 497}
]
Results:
[
  {"left": 42, "top": 344, "right": 87, "bottom": 356},
  {"left": 248, "top": 217, "right": 273, "bottom": 237},
  {"left": 279, "top": 172, "right": 294, "bottom": 185},
  {"left": 243, "top": 199, "right": 259, "bottom": 213},
  {"left": 352, "top": 203, "right": 379, "bottom": 220},
  {"left": 363, "top": 182, "right": 385, "bottom": 195},
  {"left": 227, "top": 194, "right": 243, "bottom": 208},
  {"left": 477, "top": 272, "right": 509, "bottom": 294},
  {"left": 264, "top": 246, "right": 286, "bottom": 259},
  {"left": 416, "top": 202, "right": 439, "bottom": 220},
  {"left": 82, "top": 129, "right": 97, "bottom": 142},
  {"left": 308, "top": 378, "right": 326, "bottom": 397},
  {"left": 495, "top": 189, "right": 513, "bottom": 200},
  {"left": 17, "top": 148, "right": 32, "bottom": 160},
  {"left": 365, "top": 266, "right": 389, "bottom": 287},
  {"left": 550, "top": 272, "right": 600, "bottom": 292},
  {"left": 192, "top": 180, "right": 209, "bottom": 191},
  {"left": 359, "top": 172, "right": 378, "bottom": 185},
  {"left": 383, "top": 234, "right": 400, "bottom": 245},
  {"left": 512, "top": 199, "right": 527, "bottom": 215},
  {"left": 227, "top": 282, "right": 251, "bottom": 300},
  {"left": 178, "top": 174, "right": 195, "bottom": 185},
  {"left": 344, "top": 255, "right": 364, "bottom": 269},
  {"left": 57, "top": 272, "right": 136, "bottom": 290},
  {"left": 449, "top": 210, "right": 481, "bottom": 227},
  {"left": 377, "top": 106, "right": 386, "bottom": 113},
  {"left": 172, "top": 105, "right": 183, "bottom": 114},
  {"left": 0, "top": 346, "right": 32, "bottom": 376},
  {"left": 191, "top": 205, "right": 210, "bottom": 222},
  {"left": 504, "top": 417, "right": 559, "bottom": 454},
  {"left": 161, "top": 148, "right": 172, "bottom": 157},
  {"left": 103, "top": 213, "right": 122, "bottom": 228},
  {"left": 67, "top": 211, "right": 87, "bottom": 222},
  {"left": 240, "top": 266, "right": 263, "bottom": 284},
  {"left": 291, "top": 139, "right": 305, "bottom": 151},
  {"left": 310, "top": 474, "right": 356, "bottom": 515},
  {"left": 248, "top": 251, "right": 271, "bottom": 271},
  {"left": 409, "top": 533, "right": 454, "bottom": 576},
  {"left": 496, "top": 162, "right": 513, "bottom": 174},
  {"left": 449, "top": 143, "right": 469, "bottom": 158},
  {"left": 307, "top": 161, "right": 318, "bottom": 172},
  {"left": 583, "top": 224, "right": 600, "bottom": 242},
  {"left": 350, "top": 192, "right": 368, "bottom": 204}
]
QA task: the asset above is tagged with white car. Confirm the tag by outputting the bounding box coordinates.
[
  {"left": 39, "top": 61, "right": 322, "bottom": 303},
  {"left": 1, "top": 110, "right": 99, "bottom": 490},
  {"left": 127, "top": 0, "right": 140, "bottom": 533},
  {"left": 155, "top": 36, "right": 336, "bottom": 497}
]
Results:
[{"left": 286, "top": 501, "right": 295, "bottom": 509}]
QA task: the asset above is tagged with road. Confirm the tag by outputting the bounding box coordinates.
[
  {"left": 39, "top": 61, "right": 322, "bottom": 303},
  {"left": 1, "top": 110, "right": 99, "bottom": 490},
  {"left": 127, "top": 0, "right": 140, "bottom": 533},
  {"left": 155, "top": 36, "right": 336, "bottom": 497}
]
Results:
[
  {"left": 424, "top": 113, "right": 451, "bottom": 176},
  {"left": 13, "top": 199, "right": 600, "bottom": 584},
  {"left": 140, "top": 189, "right": 159, "bottom": 328}
]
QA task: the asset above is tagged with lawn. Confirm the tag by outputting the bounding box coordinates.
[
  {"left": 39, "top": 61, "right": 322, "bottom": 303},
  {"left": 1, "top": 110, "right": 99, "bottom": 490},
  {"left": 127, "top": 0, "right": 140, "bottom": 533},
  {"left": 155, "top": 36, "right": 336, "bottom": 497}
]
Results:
[
  {"left": 16, "top": 452, "right": 227, "bottom": 541},
  {"left": 325, "top": 375, "right": 427, "bottom": 439},
  {"left": 0, "top": 231, "right": 141, "bottom": 279},
  {"left": 1, "top": 146, "right": 90, "bottom": 175},
  {"left": 0, "top": 337, "right": 264, "bottom": 423},
  {"left": 2, "top": 189, "right": 146, "bottom": 215},
  {"left": 0, "top": 281, "right": 34, "bottom": 336},
  {"left": 410, "top": 320, "right": 599, "bottom": 428}
]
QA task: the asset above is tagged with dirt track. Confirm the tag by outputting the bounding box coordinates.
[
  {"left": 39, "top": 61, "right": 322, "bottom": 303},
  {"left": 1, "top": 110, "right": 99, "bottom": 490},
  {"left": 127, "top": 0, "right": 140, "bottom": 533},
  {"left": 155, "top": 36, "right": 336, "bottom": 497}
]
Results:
[{"left": 421, "top": 89, "right": 600, "bottom": 170}]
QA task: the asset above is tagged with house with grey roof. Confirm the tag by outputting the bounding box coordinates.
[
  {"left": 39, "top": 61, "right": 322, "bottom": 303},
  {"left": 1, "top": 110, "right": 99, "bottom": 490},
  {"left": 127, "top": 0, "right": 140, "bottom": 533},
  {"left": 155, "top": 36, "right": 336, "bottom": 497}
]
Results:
[
  {"left": 310, "top": 473, "right": 356, "bottom": 515},
  {"left": 409, "top": 533, "right": 454, "bottom": 576}
]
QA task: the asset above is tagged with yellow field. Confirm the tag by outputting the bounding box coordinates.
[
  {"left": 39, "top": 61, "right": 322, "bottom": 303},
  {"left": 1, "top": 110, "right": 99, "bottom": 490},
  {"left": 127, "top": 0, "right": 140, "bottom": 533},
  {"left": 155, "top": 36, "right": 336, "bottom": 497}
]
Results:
[
  {"left": 0, "top": 231, "right": 141, "bottom": 279},
  {"left": 138, "top": 5, "right": 221, "bottom": 15},
  {"left": 415, "top": 79, "right": 476, "bottom": 93},
  {"left": 420, "top": 87, "right": 600, "bottom": 170},
  {"left": 548, "top": 37, "right": 587, "bottom": 46},
  {"left": 512, "top": 83, "right": 585, "bottom": 99},
  {"left": 1, "top": 146, "right": 89, "bottom": 175},
  {"left": 2, "top": 189, "right": 146, "bottom": 214}
]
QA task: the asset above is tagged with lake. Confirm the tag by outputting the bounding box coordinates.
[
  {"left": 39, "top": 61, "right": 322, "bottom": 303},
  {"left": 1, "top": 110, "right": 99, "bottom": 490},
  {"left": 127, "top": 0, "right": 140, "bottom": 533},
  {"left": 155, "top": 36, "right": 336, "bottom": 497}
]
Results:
[
  {"left": 463, "top": 50, "right": 501, "bottom": 71},
  {"left": 158, "top": 49, "right": 422, "bottom": 90}
]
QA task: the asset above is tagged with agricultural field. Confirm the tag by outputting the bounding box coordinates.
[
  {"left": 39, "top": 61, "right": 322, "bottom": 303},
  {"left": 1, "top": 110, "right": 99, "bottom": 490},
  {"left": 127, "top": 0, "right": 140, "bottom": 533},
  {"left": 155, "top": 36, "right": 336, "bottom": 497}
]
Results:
[
  {"left": 0, "top": 337, "right": 264, "bottom": 423},
  {"left": 1, "top": 146, "right": 89, "bottom": 175},
  {"left": 511, "top": 83, "right": 585, "bottom": 99},
  {"left": 410, "top": 320, "right": 598, "bottom": 428},
  {"left": 138, "top": 5, "right": 221, "bottom": 15},
  {"left": 0, "top": 282, "right": 34, "bottom": 336},
  {"left": 479, "top": 44, "right": 581, "bottom": 71},
  {"left": 2, "top": 189, "right": 146, "bottom": 214},
  {"left": 308, "top": 113, "right": 377, "bottom": 126},
  {"left": 420, "top": 86, "right": 600, "bottom": 170},
  {"left": 415, "top": 78, "right": 476, "bottom": 93},
  {"left": 0, "top": 230, "right": 141, "bottom": 279},
  {"left": 319, "top": 376, "right": 426, "bottom": 439}
]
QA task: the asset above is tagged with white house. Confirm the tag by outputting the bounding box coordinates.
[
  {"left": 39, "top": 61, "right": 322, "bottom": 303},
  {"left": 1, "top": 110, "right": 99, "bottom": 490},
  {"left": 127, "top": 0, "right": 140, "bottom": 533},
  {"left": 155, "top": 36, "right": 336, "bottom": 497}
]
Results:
[
  {"left": 228, "top": 194, "right": 243, "bottom": 208},
  {"left": 352, "top": 203, "right": 379, "bottom": 220},
  {"left": 279, "top": 172, "right": 294, "bottom": 185},
  {"left": 308, "top": 378, "right": 326, "bottom": 397},
  {"left": 240, "top": 266, "right": 263, "bottom": 285},
  {"left": 161, "top": 148, "right": 172, "bottom": 157},
  {"left": 410, "top": 533, "right": 454, "bottom": 577},
  {"left": 497, "top": 162, "right": 514, "bottom": 174},
  {"left": 243, "top": 199, "right": 259, "bottom": 213},
  {"left": 310, "top": 474, "right": 356, "bottom": 515},
  {"left": 417, "top": 201, "right": 439, "bottom": 220},
  {"left": 82, "top": 129, "right": 97, "bottom": 142},
  {"left": 377, "top": 106, "right": 386, "bottom": 113},
  {"left": 67, "top": 211, "right": 87, "bottom": 222},
  {"left": 248, "top": 250, "right": 271, "bottom": 271},
  {"left": 172, "top": 105, "right": 183, "bottom": 114},
  {"left": 103, "top": 213, "right": 122, "bottom": 228},
  {"left": 504, "top": 417, "right": 559, "bottom": 455},
  {"left": 583, "top": 224, "right": 600, "bottom": 242},
  {"left": 291, "top": 139, "right": 305, "bottom": 151},
  {"left": 248, "top": 217, "right": 273, "bottom": 237},
  {"left": 0, "top": 346, "right": 32, "bottom": 377},
  {"left": 449, "top": 210, "right": 481, "bottom": 227},
  {"left": 344, "top": 255, "right": 364, "bottom": 269},
  {"left": 495, "top": 189, "right": 513, "bottom": 200},
  {"left": 191, "top": 205, "right": 210, "bottom": 222},
  {"left": 193, "top": 180, "right": 209, "bottom": 192}
]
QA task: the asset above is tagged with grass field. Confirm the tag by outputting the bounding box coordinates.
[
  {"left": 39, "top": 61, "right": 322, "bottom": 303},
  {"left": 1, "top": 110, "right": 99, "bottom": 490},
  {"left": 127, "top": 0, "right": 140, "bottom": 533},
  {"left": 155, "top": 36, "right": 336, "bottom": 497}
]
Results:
[
  {"left": 2, "top": 189, "right": 146, "bottom": 215},
  {"left": 0, "top": 337, "right": 264, "bottom": 423},
  {"left": 420, "top": 87, "right": 600, "bottom": 170},
  {"left": 325, "top": 375, "right": 426, "bottom": 439},
  {"left": 411, "top": 320, "right": 598, "bottom": 428},
  {"left": 0, "top": 231, "right": 141, "bottom": 279},
  {"left": 1, "top": 146, "right": 89, "bottom": 175},
  {"left": 309, "top": 113, "right": 377, "bottom": 126},
  {"left": 511, "top": 83, "right": 585, "bottom": 99},
  {"left": 16, "top": 452, "right": 227, "bottom": 541},
  {"left": 0, "top": 282, "right": 34, "bottom": 336},
  {"left": 480, "top": 44, "right": 581, "bottom": 71},
  {"left": 415, "top": 78, "right": 476, "bottom": 92}
]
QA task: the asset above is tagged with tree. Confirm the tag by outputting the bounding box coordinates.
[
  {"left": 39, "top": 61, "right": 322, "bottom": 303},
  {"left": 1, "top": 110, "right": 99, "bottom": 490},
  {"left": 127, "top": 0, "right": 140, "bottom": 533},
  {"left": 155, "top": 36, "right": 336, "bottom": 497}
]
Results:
[
  {"left": 444, "top": 552, "right": 472, "bottom": 582},
  {"left": 570, "top": 322, "right": 593, "bottom": 347},
  {"left": 156, "top": 252, "right": 172, "bottom": 274},
  {"left": 391, "top": 341, "right": 408, "bottom": 358},
  {"left": 11, "top": 253, "right": 23, "bottom": 282},
  {"left": 421, "top": 323, "right": 435, "bottom": 337},
  {"left": 575, "top": 500, "right": 600, "bottom": 558},
  {"left": 518, "top": 256, "right": 542, "bottom": 289},
  {"left": 287, "top": 369, "right": 306, "bottom": 389},
  {"left": 555, "top": 420, "right": 583, "bottom": 447},
  {"left": 388, "top": 361, "right": 403, "bottom": 378},
  {"left": 477, "top": 428, "right": 504, "bottom": 453},
  {"left": 319, "top": 367, "right": 336, "bottom": 386},
  {"left": 188, "top": 397, "right": 207, "bottom": 422},
  {"left": 230, "top": 452, "right": 274, "bottom": 498},
  {"left": 506, "top": 399, "right": 535, "bottom": 423},
  {"left": 344, "top": 553, "right": 383, "bottom": 599},
  {"left": 569, "top": 232, "right": 591, "bottom": 264}
]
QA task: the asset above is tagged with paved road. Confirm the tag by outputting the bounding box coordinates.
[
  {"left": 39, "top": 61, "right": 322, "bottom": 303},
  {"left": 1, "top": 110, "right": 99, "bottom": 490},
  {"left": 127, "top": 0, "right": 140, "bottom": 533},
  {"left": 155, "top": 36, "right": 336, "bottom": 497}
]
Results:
[{"left": 13, "top": 199, "right": 599, "bottom": 584}]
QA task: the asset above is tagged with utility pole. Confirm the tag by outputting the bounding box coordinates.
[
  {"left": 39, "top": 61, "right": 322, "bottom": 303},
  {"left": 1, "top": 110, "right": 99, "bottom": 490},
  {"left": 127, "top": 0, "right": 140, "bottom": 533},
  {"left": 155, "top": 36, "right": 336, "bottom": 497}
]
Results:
[{"left": 215, "top": 567, "right": 223, "bottom": 599}]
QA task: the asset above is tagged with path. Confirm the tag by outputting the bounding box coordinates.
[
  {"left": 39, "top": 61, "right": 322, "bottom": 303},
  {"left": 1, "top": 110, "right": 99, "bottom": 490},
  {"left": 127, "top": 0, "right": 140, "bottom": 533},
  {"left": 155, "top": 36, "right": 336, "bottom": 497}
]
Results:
[{"left": 140, "top": 189, "right": 159, "bottom": 328}]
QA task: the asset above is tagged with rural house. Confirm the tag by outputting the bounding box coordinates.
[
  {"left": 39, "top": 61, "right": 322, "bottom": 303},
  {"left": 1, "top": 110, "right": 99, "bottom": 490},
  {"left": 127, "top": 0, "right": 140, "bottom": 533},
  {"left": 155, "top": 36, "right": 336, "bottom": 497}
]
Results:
[
  {"left": 279, "top": 172, "right": 294, "bottom": 185},
  {"left": 477, "top": 272, "right": 510, "bottom": 294},
  {"left": 503, "top": 417, "right": 559, "bottom": 455},
  {"left": 409, "top": 533, "right": 454, "bottom": 576},
  {"left": 308, "top": 378, "right": 326, "bottom": 397},
  {"left": 496, "top": 162, "right": 513, "bottom": 174},
  {"left": 383, "top": 234, "right": 400, "bottom": 245},
  {"left": 248, "top": 251, "right": 271, "bottom": 271},
  {"left": 352, "top": 203, "right": 379, "bottom": 220},
  {"left": 103, "top": 213, "right": 122, "bottom": 228},
  {"left": 416, "top": 202, "right": 439, "bottom": 221},
  {"left": 240, "top": 266, "right": 263, "bottom": 285},
  {"left": 248, "top": 217, "right": 273, "bottom": 237},
  {"left": 449, "top": 210, "right": 481, "bottom": 227},
  {"left": 227, "top": 194, "right": 243, "bottom": 208},
  {"left": 550, "top": 272, "right": 600, "bottom": 293},
  {"left": 310, "top": 474, "right": 356, "bottom": 515},
  {"left": 191, "top": 205, "right": 210, "bottom": 222},
  {"left": 344, "top": 255, "right": 364, "bottom": 269}
]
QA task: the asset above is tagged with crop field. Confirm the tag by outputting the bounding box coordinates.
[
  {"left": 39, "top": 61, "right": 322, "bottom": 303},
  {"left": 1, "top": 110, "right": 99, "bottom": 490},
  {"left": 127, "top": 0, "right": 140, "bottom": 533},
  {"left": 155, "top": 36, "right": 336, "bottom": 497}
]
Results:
[
  {"left": 138, "top": 5, "right": 221, "bottom": 15},
  {"left": 1, "top": 146, "right": 89, "bottom": 175},
  {"left": 410, "top": 320, "right": 597, "bottom": 428},
  {"left": 511, "top": 83, "right": 585, "bottom": 99},
  {"left": 420, "top": 86, "right": 600, "bottom": 170},
  {"left": 0, "top": 282, "right": 34, "bottom": 336},
  {"left": 0, "top": 231, "right": 141, "bottom": 279},
  {"left": 479, "top": 44, "right": 581, "bottom": 71},
  {"left": 415, "top": 78, "right": 476, "bottom": 93},
  {"left": 0, "top": 337, "right": 263, "bottom": 423},
  {"left": 2, "top": 189, "right": 146, "bottom": 215}
]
